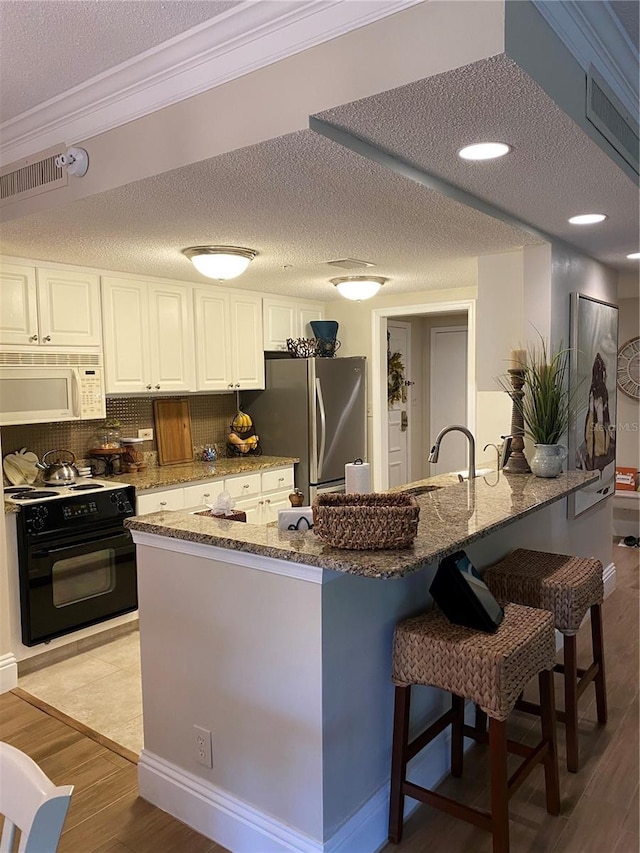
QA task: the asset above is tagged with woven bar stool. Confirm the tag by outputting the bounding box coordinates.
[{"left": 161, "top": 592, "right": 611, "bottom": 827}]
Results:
[
  {"left": 389, "top": 603, "right": 560, "bottom": 853},
  {"left": 483, "top": 549, "right": 606, "bottom": 773}
]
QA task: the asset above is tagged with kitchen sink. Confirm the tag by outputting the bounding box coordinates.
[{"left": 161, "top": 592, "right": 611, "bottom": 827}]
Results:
[{"left": 402, "top": 484, "right": 442, "bottom": 496}]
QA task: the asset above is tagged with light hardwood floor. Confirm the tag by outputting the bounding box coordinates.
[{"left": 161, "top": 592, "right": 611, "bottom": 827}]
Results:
[{"left": 1, "top": 541, "right": 637, "bottom": 853}]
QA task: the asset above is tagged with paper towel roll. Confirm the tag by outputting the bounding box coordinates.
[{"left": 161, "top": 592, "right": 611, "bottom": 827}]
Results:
[{"left": 345, "top": 460, "right": 371, "bottom": 493}]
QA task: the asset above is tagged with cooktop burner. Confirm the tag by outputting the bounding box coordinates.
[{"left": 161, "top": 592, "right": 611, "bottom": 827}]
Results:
[
  {"left": 12, "top": 490, "right": 59, "bottom": 500},
  {"left": 68, "top": 483, "right": 104, "bottom": 491},
  {"left": 4, "top": 486, "right": 35, "bottom": 494}
]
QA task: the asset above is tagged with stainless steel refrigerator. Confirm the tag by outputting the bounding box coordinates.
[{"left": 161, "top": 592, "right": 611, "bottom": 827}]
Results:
[{"left": 242, "top": 356, "right": 367, "bottom": 503}]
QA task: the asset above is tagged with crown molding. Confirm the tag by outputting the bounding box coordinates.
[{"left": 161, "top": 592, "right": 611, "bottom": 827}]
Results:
[
  {"left": 0, "top": 0, "right": 422, "bottom": 168},
  {"left": 531, "top": 0, "right": 639, "bottom": 122}
]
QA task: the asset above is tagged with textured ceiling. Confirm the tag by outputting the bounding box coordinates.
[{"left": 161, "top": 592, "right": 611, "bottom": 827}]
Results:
[
  {"left": 0, "top": 0, "right": 239, "bottom": 121},
  {"left": 0, "top": 127, "right": 542, "bottom": 301},
  {"left": 0, "top": 25, "right": 637, "bottom": 299},
  {"left": 317, "top": 54, "right": 639, "bottom": 274}
]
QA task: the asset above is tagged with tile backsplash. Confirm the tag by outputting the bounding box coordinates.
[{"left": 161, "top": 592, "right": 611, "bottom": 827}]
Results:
[{"left": 1, "top": 393, "right": 238, "bottom": 470}]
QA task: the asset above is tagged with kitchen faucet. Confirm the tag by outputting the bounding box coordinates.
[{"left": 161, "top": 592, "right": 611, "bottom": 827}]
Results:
[{"left": 428, "top": 425, "right": 476, "bottom": 480}]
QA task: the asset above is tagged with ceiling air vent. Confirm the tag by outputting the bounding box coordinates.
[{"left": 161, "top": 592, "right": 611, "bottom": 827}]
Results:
[
  {"left": 0, "top": 145, "right": 68, "bottom": 207},
  {"left": 586, "top": 67, "right": 639, "bottom": 175},
  {"left": 324, "top": 258, "right": 375, "bottom": 271}
]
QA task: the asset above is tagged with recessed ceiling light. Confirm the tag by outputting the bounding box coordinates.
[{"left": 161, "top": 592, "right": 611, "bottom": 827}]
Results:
[
  {"left": 626, "top": 252, "right": 640, "bottom": 260},
  {"left": 568, "top": 213, "right": 607, "bottom": 225},
  {"left": 457, "top": 142, "right": 511, "bottom": 161}
]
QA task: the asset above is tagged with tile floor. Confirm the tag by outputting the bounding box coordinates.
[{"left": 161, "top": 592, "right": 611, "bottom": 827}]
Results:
[{"left": 18, "top": 629, "right": 144, "bottom": 754}]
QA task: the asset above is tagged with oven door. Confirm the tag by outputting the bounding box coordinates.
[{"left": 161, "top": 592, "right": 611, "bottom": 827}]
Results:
[{"left": 20, "top": 526, "right": 137, "bottom": 646}]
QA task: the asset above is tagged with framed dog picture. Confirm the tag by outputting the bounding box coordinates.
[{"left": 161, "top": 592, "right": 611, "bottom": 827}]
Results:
[{"left": 569, "top": 292, "right": 619, "bottom": 518}]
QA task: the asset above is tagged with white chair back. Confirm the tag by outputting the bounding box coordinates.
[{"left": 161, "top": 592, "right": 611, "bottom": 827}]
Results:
[{"left": 0, "top": 741, "right": 73, "bottom": 853}]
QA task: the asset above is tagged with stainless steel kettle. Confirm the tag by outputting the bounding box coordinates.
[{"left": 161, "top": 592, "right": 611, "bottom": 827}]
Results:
[{"left": 36, "top": 449, "right": 79, "bottom": 485}]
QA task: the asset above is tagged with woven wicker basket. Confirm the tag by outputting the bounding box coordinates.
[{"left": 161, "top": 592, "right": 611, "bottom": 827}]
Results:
[{"left": 312, "top": 493, "right": 419, "bottom": 550}]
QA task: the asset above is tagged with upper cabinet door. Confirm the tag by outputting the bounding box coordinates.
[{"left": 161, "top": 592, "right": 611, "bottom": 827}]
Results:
[
  {"left": 194, "top": 287, "right": 233, "bottom": 391},
  {"left": 230, "top": 293, "right": 264, "bottom": 390},
  {"left": 37, "top": 268, "right": 102, "bottom": 346},
  {"left": 0, "top": 263, "right": 38, "bottom": 346},
  {"left": 263, "top": 299, "right": 296, "bottom": 351},
  {"left": 101, "top": 277, "right": 151, "bottom": 393},
  {"left": 298, "top": 304, "right": 325, "bottom": 339},
  {"left": 148, "top": 282, "right": 195, "bottom": 393}
]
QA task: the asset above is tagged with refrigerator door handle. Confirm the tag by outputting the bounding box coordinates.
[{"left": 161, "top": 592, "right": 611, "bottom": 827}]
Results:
[{"left": 315, "top": 377, "right": 327, "bottom": 480}]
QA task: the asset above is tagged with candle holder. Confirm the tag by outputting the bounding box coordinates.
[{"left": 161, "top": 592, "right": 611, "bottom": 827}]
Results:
[{"left": 503, "top": 369, "right": 531, "bottom": 474}]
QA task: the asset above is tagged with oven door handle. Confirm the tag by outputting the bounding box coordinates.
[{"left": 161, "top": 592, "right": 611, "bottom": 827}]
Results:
[{"left": 30, "top": 531, "right": 131, "bottom": 557}]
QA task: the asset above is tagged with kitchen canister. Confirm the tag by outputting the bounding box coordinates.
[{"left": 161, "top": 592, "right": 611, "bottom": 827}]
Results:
[{"left": 345, "top": 458, "right": 371, "bottom": 493}]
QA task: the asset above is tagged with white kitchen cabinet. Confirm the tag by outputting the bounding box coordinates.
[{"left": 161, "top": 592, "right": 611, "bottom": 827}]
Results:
[
  {"left": 263, "top": 297, "right": 324, "bottom": 351},
  {"left": 136, "top": 465, "right": 295, "bottom": 524},
  {"left": 0, "top": 262, "right": 101, "bottom": 347},
  {"left": 136, "top": 487, "right": 185, "bottom": 515},
  {"left": 194, "top": 287, "right": 264, "bottom": 391},
  {"left": 102, "top": 276, "right": 194, "bottom": 394}
]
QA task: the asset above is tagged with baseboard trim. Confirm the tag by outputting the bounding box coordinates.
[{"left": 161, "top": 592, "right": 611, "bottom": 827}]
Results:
[
  {"left": 138, "top": 728, "right": 454, "bottom": 853},
  {"left": 603, "top": 560, "right": 616, "bottom": 598},
  {"left": 0, "top": 653, "right": 18, "bottom": 693}
]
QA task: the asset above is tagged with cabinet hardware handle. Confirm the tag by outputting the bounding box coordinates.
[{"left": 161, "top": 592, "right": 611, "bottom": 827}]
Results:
[
  {"left": 258, "top": 500, "right": 264, "bottom": 505},
  {"left": 228, "top": 383, "right": 234, "bottom": 388},
  {"left": 146, "top": 384, "right": 152, "bottom": 390},
  {"left": 265, "top": 499, "right": 271, "bottom": 504},
  {"left": 235, "top": 383, "right": 241, "bottom": 388},
  {"left": 278, "top": 477, "right": 284, "bottom": 482},
  {"left": 203, "top": 493, "right": 210, "bottom": 498},
  {"left": 160, "top": 501, "right": 167, "bottom": 506},
  {"left": 243, "top": 484, "right": 249, "bottom": 490},
  {"left": 155, "top": 384, "right": 161, "bottom": 390},
  {"left": 29, "top": 335, "right": 38, "bottom": 342},
  {"left": 42, "top": 335, "right": 51, "bottom": 343}
]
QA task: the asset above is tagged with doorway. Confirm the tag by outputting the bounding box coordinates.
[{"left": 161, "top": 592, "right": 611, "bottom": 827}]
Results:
[
  {"left": 387, "top": 321, "right": 412, "bottom": 487},
  {"left": 372, "top": 300, "right": 475, "bottom": 492}
]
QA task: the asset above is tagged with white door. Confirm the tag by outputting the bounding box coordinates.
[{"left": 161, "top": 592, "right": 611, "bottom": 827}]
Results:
[
  {"left": 37, "top": 268, "right": 102, "bottom": 347},
  {"left": 194, "top": 287, "right": 233, "bottom": 391},
  {"left": 148, "top": 282, "right": 194, "bottom": 392},
  {"left": 387, "top": 321, "right": 411, "bottom": 488},
  {"left": 429, "top": 326, "right": 468, "bottom": 474},
  {"left": 229, "top": 293, "right": 264, "bottom": 389},
  {"left": 0, "top": 263, "right": 38, "bottom": 346},
  {"left": 102, "top": 277, "right": 151, "bottom": 393}
]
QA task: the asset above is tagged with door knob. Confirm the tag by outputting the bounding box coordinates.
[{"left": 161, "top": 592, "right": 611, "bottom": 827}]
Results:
[{"left": 401, "top": 411, "right": 408, "bottom": 432}]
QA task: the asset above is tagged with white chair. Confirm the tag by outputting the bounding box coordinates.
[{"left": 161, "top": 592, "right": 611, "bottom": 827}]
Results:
[{"left": 0, "top": 741, "right": 73, "bottom": 853}]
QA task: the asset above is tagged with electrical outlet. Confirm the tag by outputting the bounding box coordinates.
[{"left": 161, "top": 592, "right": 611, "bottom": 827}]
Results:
[
  {"left": 138, "top": 428, "right": 154, "bottom": 440},
  {"left": 193, "top": 725, "right": 213, "bottom": 767}
]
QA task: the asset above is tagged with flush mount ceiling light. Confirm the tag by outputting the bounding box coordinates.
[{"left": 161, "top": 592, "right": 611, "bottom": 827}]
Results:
[
  {"left": 626, "top": 252, "right": 640, "bottom": 259},
  {"left": 457, "top": 142, "right": 511, "bottom": 161},
  {"left": 182, "top": 246, "right": 257, "bottom": 280},
  {"left": 568, "top": 213, "right": 607, "bottom": 225},
  {"left": 331, "top": 275, "right": 387, "bottom": 301}
]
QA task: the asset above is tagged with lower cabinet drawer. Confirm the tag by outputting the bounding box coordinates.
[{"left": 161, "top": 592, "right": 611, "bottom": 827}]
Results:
[
  {"left": 262, "top": 467, "right": 294, "bottom": 493},
  {"left": 183, "top": 481, "right": 222, "bottom": 508},
  {"left": 137, "top": 489, "right": 185, "bottom": 514},
  {"left": 225, "top": 472, "right": 261, "bottom": 500}
]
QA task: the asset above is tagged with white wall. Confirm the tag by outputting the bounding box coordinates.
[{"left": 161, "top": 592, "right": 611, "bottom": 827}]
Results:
[{"left": 615, "top": 283, "right": 640, "bottom": 472}]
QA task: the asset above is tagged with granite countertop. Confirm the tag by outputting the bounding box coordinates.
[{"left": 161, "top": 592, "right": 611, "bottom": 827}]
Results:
[
  {"left": 3, "top": 456, "right": 299, "bottom": 513},
  {"left": 125, "top": 469, "right": 599, "bottom": 579},
  {"left": 111, "top": 455, "right": 299, "bottom": 491}
]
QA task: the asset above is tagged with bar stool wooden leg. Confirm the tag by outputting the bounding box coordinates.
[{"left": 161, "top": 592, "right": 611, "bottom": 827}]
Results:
[
  {"left": 389, "top": 685, "right": 411, "bottom": 844},
  {"left": 451, "top": 694, "right": 465, "bottom": 778},
  {"left": 538, "top": 669, "right": 560, "bottom": 815},
  {"left": 591, "top": 604, "right": 608, "bottom": 725},
  {"left": 564, "top": 634, "right": 579, "bottom": 773},
  {"left": 475, "top": 705, "right": 488, "bottom": 734},
  {"left": 488, "top": 718, "right": 509, "bottom": 853}
]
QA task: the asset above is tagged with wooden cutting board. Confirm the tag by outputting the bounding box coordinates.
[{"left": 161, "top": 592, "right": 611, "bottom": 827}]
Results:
[{"left": 153, "top": 399, "right": 193, "bottom": 466}]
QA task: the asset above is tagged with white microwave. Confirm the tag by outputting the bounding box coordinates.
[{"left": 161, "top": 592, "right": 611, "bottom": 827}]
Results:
[{"left": 0, "top": 352, "right": 106, "bottom": 426}]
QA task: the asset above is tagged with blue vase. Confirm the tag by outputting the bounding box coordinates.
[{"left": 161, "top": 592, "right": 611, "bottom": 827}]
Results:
[{"left": 310, "top": 320, "right": 339, "bottom": 343}]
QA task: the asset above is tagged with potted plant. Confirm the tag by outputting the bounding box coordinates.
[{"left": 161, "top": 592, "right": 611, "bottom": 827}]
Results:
[{"left": 498, "top": 337, "right": 573, "bottom": 477}]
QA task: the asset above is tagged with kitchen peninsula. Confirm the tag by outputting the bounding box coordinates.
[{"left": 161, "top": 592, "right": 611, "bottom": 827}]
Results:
[{"left": 128, "top": 470, "right": 604, "bottom": 853}]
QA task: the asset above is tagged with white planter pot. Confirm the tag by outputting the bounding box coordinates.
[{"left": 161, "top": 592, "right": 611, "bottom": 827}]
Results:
[{"left": 530, "top": 444, "right": 568, "bottom": 478}]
